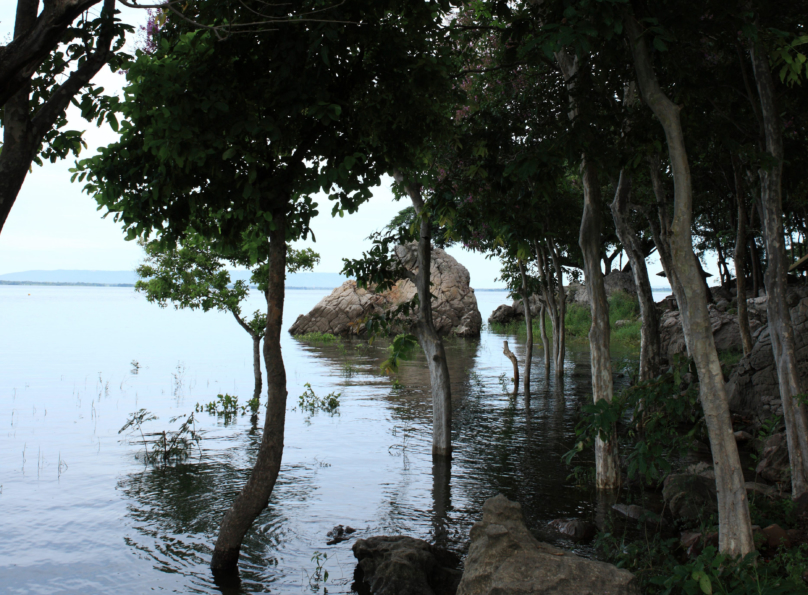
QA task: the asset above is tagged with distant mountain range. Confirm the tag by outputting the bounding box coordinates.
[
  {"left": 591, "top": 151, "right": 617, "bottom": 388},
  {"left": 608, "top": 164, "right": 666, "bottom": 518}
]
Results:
[{"left": 0, "top": 270, "right": 350, "bottom": 288}]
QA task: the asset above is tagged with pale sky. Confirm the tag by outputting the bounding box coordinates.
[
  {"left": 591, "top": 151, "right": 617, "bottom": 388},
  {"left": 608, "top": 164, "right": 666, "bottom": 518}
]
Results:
[{"left": 0, "top": 4, "right": 693, "bottom": 289}]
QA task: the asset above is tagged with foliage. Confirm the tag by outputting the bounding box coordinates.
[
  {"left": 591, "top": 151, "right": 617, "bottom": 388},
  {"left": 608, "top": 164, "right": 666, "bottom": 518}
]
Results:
[
  {"left": 297, "top": 383, "right": 341, "bottom": 416},
  {"left": 294, "top": 332, "right": 340, "bottom": 344},
  {"left": 119, "top": 409, "right": 202, "bottom": 465},
  {"left": 380, "top": 334, "right": 419, "bottom": 375},
  {"left": 195, "top": 393, "right": 259, "bottom": 421},
  {"left": 564, "top": 360, "right": 703, "bottom": 486},
  {"left": 595, "top": 529, "right": 808, "bottom": 595}
]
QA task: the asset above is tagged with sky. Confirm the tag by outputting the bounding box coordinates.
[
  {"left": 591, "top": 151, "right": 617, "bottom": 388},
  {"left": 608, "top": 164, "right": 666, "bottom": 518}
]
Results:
[{"left": 0, "top": 4, "right": 693, "bottom": 290}]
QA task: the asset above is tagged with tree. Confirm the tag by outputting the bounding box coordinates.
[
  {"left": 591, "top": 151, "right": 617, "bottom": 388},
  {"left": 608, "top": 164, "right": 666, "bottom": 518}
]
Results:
[
  {"left": 135, "top": 233, "right": 318, "bottom": 403},
  {"left": 623, "top": 8, "right": 754, "bottom": 555},
  {"left": 79, "top": 0, "right": 459, "bottom": 574},
  {"left": 1, "top": 0, "right": 131, "bottom": 234}
]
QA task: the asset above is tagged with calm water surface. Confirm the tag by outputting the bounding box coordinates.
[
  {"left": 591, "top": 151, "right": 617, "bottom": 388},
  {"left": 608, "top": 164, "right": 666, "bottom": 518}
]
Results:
[{"left": 1, "top": 286, "right": 636, "bottom": 594}]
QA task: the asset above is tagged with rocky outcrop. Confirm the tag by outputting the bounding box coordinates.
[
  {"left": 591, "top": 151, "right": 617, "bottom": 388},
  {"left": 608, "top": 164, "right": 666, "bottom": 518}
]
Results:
[
  {"left": 352, "top": 535, "right": 461, "bottom": 595},
  {"left": 727, "top": 296, "right": 808, "bottom": 419},
  {"left": 755, "top": 433, "right": 791, "bottom": 486},
  {"left": 457, "top": 495, "right": 639, "bottom": 595},
  {"left": 290, "top": 244, "right": 482, "bottom": 337},
  {"left": 658, "top": 302, "right": 766, "bottom": 364}
]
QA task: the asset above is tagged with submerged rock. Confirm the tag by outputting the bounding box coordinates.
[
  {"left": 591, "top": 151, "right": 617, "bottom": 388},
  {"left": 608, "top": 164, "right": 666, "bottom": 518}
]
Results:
[
  {"left": 352, "top": 535, "right": 461, "bottom": 595},
  {"left": 327, "top": 524, "right": 356, "bottom": 545},
  {"left": 457, "top": 495, "right": 639, "bottom": 595},
  {"left": 289, "top": 243, "right": 482, "bottom": 338},
  {"left": 548, "top": 518, "right": 596, "bottom": 543}
]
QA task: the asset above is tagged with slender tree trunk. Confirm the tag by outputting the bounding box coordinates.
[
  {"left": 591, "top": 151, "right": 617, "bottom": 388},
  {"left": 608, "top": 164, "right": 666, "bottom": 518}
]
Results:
[
  {"left": 535, "top": 239, "right": 565, "bottom": 378},
  {"left": 518, "top": 259, "right": 533, "bottom": 398},
  {"left": 503, "top": 340, "right": 519, "bottom": 396},
  {"left": 732, "top": 156, "right": 754, "bottom": 355},
  {"left": 211, "top": 211, "right": 288, "bottom": 574},
  {"left": 1, "top": 0, "right": 116, "bottom": 234},
  {"left": 627, "top": 13, "right": 753, "bottom": 555},
  {"left": 252, "top": 336, "right": 262, "bottom": 402},
  {"left": 610, "top": 170, "right": 661, "bottom": 381},
  {"left": 751, "top": 45, "right": 808, "bottom": 497},
  {"left": 539, "top": 301, "right": 550, "bottom": 371},
  {"left": 547, "top": 239, "right": 567, "bottom": 378},
  {"left": 395, "top": 171, "right": 452, "bottom": 457}
]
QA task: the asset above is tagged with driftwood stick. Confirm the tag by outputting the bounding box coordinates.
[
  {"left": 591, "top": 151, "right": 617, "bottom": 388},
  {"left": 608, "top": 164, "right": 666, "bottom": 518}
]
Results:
[{"left": 503, "top": 341, "right": 519, "bottom": 395}]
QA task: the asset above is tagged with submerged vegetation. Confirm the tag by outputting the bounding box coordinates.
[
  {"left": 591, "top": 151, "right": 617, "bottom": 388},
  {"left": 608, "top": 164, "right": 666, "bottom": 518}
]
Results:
[
  {"left": 490, "top": 291, "right": 644, "bottom": 350},
  {"left": 119, "top": 409, "right": 202, "bottom": 465}
]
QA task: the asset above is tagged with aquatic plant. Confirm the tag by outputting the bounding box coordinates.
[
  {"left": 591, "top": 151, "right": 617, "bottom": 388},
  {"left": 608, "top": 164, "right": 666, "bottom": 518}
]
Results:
[
  {"left": 119, "top": 409, "right": 203, "bottom": 465},
  {"left": 295, "top": 332, "right": 340, "bottom": 344},
  {"left": 297, "top": 383, "right": 340, "bottom": 415}
]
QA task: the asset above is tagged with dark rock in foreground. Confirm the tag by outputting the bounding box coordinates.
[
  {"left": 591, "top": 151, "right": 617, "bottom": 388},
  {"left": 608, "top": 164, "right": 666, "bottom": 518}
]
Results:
[
  {"left": 352, "top": 535, "right": 461, "bottom": 595},
  {"left": 457, "top": 495, "right": 639, "bottom": 595}
]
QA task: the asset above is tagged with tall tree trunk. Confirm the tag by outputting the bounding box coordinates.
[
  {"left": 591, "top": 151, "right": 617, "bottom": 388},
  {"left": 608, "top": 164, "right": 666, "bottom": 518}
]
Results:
[
  {"left": 1, "top": 0, "right": 116, "bottom": 234},
  {"left": 732, "top": 156, "right": 754, "bottom": 355},
  {"left": 610, "top": 170, "right": 661, "bottom": 381},
  {"left": 547, "top": 239, "right": 568, "bottom": 378},
  {"left": 211, "top": 211, "right": 288, "bottom": 574},
  {"left": 580, "top": 159, "right": 620, "bottom": 490},
  {"left": 751, "top": 45, "right": 808, "bottom": 497},
  {"left": 518, "top": 259, "right": 533, "bottom": 398},
  {"left": 627, "top": 13, "right": 753, "bottom": 555},
  {"left": 534, "top": 239, "right": 565, "bottom": 378},
  {"left": 539, "top": 301, "right": 550, "bottom": 371},
  {"left": 557, "top": 41, "right": 620, "bottom": 486},
  {"left": 395, "top": 171, "right": 452, "bottom": 457}
]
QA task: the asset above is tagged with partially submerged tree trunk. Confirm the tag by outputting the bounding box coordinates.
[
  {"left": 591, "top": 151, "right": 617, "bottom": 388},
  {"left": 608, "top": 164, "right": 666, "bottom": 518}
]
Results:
[
  {"left": 751, "top": 45, "right": 808, "bottom": 497},
  {"left": 0, "top": 0, "right": 116, "bottom": 234},
  {"left": 518, "top": 259, "right": 533, "bottom": 398},
  {"left": 538, "top": 301, "right": 550, "bottom": 371},
  {"left": 395, "top": 171, "right": 452, "bottom": 457},
  {"left": 211, "top": 211, "right": 288, "bottom": 574},
  {"left": 534, "top": 239, "right": 566, "bottom": 379},
  {"left": 232, "top": 312, "right": 263, "bottom": 402},
  {"left": 503, "top": 340, "right": 519, "bottom": 396},
  {"left": 731, "top": 156, "right": 754, "bottom": 356},
  {"left": 611, "top": 171, "right": 661, "bottom": 381},
  {"left": 627, "top": 13, "right": 753, "bottom": 554}
]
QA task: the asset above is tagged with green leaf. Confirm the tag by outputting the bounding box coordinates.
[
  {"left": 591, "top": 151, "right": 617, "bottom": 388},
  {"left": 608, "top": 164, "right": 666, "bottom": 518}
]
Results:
[{"left": 653, "top": 37, "right": 668, "bottom": 52}]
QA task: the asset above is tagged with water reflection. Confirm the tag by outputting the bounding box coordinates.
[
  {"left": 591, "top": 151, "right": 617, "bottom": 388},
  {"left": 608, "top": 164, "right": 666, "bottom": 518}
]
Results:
[{"left": 1, "top": 287, "right": 638, "bottom": 594}]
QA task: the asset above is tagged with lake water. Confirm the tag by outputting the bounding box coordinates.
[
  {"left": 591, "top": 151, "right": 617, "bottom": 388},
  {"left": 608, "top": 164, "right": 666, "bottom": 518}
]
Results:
[{"left": 1, "top": 286, "right": 640, "bottom": 594}]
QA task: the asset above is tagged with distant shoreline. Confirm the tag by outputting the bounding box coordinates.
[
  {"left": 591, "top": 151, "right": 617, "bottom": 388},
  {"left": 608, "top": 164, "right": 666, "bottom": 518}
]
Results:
[{"left": 0, "top": 280, "right": 511, "bottom": 290}]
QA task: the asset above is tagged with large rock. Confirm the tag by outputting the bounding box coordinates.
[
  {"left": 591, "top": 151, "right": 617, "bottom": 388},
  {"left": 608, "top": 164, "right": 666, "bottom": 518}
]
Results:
[
  {"left": 755, "top": 433, "right": 791, "bottom": 486},
  {"left": 662, "top": 473, "right": 717, "bottom": 522},
  {"left": 727, "top": 296, "right": 808, "bottom": 419},
  {"left": 289, "top": 244, "right": 482, "bottom": 337},
  {"left": 457, "top": 495, "right": 639, "bottom": 595},
  {"left": 568, "top": 271, "right": 637, "bottom": 306},
  {"left": 658, "top": 303, "right": 765, "bottom": 364},
  {"left": 488, "top": 304, "right": 517, "bottom": 325},
  {"left": 352, "top": 535, "right": 461, "bottom": 595}
]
